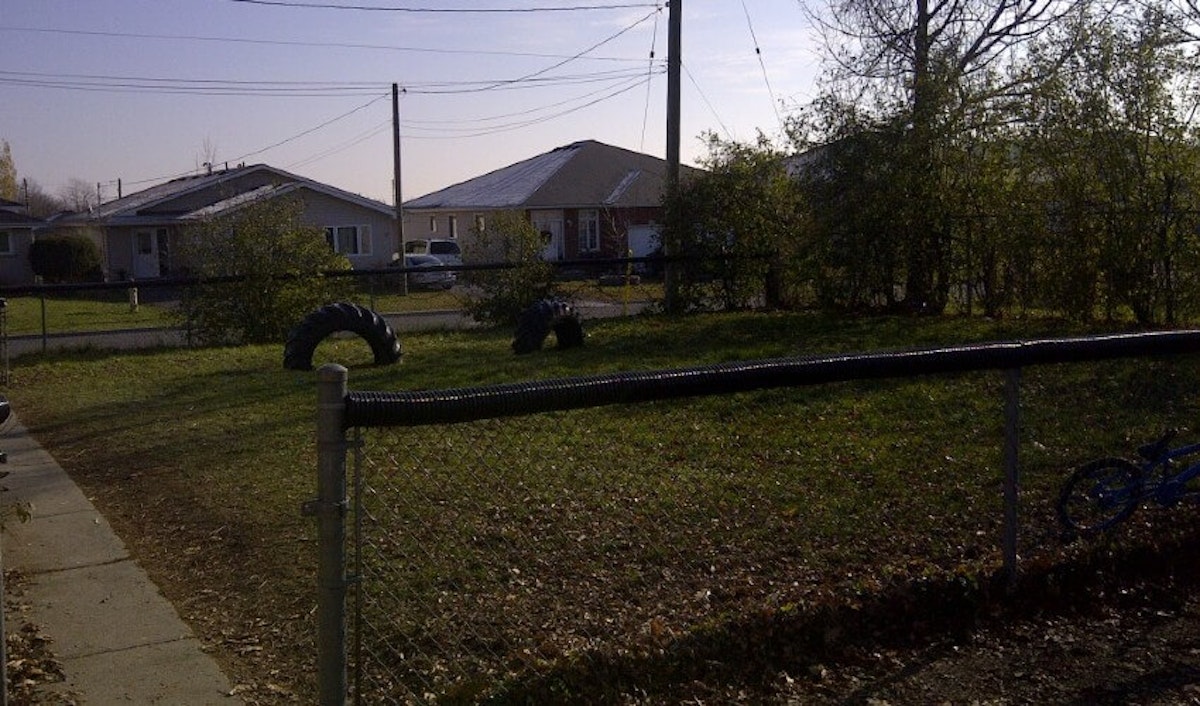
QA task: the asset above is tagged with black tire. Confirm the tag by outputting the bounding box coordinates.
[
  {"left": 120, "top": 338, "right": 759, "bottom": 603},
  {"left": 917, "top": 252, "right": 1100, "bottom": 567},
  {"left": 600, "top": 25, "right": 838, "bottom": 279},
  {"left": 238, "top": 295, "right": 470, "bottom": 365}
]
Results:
[
  {"left": 283, "top": 302, "right": 402, "bottom": 371},
  {"left": 553, "top": 316, "right": 585, "bottom": 349},
  {"left": 512, "top": 299, "right": 585, "bottom": 354},
  {"left": 1056, "top": 457, "right": 1144, "bottom": 535}
]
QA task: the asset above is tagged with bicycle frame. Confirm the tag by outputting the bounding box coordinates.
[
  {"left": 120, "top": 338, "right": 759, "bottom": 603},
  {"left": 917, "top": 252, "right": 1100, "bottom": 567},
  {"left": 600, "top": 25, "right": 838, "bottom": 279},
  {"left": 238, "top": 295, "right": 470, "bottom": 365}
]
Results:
[{"left": 1146, "top": 440, "right": 1200, "bottom": 504}]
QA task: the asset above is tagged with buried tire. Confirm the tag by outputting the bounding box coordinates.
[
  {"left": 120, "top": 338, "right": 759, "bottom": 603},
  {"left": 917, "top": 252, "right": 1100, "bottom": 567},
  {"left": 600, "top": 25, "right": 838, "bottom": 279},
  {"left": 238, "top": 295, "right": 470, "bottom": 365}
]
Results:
[
  {"left": 512, "top": 299, "right": 585, "bottom": 354},
  {"left": 283, "top": 302, "right": 402, "bottom": 371}
]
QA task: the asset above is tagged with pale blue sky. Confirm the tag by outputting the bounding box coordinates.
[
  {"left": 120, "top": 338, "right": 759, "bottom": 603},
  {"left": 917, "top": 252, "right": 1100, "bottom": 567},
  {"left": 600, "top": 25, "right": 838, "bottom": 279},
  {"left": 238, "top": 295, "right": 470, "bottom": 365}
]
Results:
[{"left": 0, "top": 0, "right": 821, "bottom": 204}]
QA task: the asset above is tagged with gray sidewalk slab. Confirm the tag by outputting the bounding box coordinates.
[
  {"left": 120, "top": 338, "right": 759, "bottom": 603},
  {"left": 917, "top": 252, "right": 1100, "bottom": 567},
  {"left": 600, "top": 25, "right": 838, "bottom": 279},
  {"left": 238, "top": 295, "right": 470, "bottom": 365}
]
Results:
[{"left": 0, "top": 418, "right": 242, "bottom": 704}]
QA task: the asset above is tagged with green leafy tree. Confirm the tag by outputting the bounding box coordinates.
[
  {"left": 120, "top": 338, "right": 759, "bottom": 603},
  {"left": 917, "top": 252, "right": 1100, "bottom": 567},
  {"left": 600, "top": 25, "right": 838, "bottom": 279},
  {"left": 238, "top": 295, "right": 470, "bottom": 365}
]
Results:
[
  {"left": 666, "top": 133, "right": 810, "bottom": 311},
  {"left": 1024, "top": 5, "right": 1200, "bottom": 323},
  {"left": 175, "top": 195, "right": 351, "bottom": 344},
  {"left": 802, "top": 0, "right": 1090, "bottom": 312},
  {"left": 460, "top": 211, "right": 557, "bottom": 326},
  {"left": 0, "top": 140, "right": 16, "bottom": 201}
]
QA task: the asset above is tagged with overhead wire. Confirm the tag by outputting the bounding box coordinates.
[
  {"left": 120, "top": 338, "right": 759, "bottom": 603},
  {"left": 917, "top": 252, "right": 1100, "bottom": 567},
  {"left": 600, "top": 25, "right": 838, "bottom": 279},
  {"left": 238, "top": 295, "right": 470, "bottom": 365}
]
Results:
[
  {"left": 459, "top": 7, "right": 661, "bottom": 93},
  {"left": 402, "top": 73, "right": 654, "bottom": 139},
  {"left": 0, "top": 70, "right": 383, "bottom": 96},
  {"left": 287, "top": 119, "right": 392, "bottom": 170},
  {"left": 683, "top": 63, "right": 734, "bottom": 141},
  {"left": 0, "top": 26, "right": 644, "bottom": 63},
  {"left": 640, "top": 6, "right": 661, "bottom": 151},
  {"left": 230, "top": 93, "right": 390, "bottom": 162},
  {"left": 224, "top": 0, "right": 659, "bottom": 12},
  {"left": 14, "top": 1, "right": 667, "bottom": 191},
  {"left": 403, "top": 67, "right": 664, "bottom": 126},
  {"left": 739, "top": 0, "right": 784, "bottom": 131}
]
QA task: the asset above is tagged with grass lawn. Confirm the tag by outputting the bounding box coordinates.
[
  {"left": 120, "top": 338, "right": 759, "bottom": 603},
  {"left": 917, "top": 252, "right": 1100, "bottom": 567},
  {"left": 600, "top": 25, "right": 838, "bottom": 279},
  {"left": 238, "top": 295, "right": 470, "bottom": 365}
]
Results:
[
  {"left": 5, "top": 310, "right": 1199, "bottom": 703},
  {"left": 1, "top": 287, "right": 466, "bottom": 337},
  {"left": 3, "top": 294, "right": 176, "bottom": 335}
]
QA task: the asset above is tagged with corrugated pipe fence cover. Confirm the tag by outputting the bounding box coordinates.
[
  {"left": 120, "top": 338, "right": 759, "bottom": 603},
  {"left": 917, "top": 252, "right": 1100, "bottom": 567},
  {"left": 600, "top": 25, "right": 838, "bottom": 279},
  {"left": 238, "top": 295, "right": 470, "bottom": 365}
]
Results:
[{"left": 315, "top": 330, "right": 1200, "bottom": 704}]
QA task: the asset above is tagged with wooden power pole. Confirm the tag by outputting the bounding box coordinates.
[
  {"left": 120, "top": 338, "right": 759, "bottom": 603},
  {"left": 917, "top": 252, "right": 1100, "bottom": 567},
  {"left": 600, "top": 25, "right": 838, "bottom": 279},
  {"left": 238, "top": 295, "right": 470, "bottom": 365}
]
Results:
[
  {"left": 664, "top": 0, "right": 682, "bottom": 313},
  {"left": 393, "top": 83, "right": 408, "bottom": 295}
]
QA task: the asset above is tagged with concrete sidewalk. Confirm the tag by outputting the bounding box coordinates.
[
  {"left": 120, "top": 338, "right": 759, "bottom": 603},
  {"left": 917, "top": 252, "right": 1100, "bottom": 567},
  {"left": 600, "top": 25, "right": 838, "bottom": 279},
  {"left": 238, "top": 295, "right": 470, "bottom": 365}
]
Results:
[{"left": 0, "top": 418, "right": 242, "bottom": 703}]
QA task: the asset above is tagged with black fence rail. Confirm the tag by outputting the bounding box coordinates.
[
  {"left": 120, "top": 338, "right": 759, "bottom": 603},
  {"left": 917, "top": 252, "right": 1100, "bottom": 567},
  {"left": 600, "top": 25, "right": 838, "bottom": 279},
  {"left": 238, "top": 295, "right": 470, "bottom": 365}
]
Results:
[
  {"left": 310, "top": 331, "right": 1200, "bottom": 705},
  {"left": 0, "top": 257, "right": 673, "bottom": 352}
]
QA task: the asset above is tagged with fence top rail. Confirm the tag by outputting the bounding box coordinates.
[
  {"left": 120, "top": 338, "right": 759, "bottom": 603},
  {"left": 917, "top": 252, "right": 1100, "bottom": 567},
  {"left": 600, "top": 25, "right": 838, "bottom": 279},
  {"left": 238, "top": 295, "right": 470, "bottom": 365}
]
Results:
[{"left": 342, "top": 330, "right": 1200, "bottom": 429}]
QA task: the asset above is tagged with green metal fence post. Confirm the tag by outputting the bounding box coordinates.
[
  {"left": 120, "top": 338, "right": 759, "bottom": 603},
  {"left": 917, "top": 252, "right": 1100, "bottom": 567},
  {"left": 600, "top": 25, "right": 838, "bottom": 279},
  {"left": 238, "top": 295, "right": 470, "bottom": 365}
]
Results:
[
  {"left": 308, "top": 364, "right": 349, "bottom": 705},
  {"left": 1003, "top": 367, "right": 1021, "bottom": 587}
]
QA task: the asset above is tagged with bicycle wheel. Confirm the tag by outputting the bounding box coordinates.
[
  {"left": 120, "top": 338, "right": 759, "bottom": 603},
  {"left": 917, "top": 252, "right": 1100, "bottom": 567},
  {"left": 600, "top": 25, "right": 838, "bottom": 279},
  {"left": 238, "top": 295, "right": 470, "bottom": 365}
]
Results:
[{"left": 1056, "top": 457, "right": 1144, "bottom": 534}]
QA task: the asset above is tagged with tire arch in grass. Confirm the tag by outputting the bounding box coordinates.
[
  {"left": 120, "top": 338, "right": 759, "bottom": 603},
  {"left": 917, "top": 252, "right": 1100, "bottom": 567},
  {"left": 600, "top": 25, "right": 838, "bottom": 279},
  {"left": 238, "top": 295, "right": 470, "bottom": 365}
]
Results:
[
  {"left": 283, "top": 302, "right": 402, "bottom": 371},
  {"left": 512, "top": 299, "right": 585, "bottom": 355}
]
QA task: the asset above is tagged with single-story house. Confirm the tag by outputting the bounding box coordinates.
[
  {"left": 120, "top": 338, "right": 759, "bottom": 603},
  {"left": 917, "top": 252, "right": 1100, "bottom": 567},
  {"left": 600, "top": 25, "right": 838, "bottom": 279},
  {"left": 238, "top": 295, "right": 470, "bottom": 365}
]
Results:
[
  {"left": 0, "top": 198, "right": 43, "bottom": 287},
  {"left": 403, "top": 140, "right": 702, "bottom": 263},
  {"left": 46, "top": 164, "right": 397, "bottom": 281}
]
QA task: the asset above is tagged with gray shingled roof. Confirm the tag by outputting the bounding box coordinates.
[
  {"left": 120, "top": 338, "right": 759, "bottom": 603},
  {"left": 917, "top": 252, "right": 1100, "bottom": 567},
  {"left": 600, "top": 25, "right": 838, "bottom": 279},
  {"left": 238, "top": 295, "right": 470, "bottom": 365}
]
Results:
[
  {"left": 57, "top": 164, "right": 391, "bottom": 227},
  {"left": 405, "top": 140, "right": 694, "bottom": 211}
]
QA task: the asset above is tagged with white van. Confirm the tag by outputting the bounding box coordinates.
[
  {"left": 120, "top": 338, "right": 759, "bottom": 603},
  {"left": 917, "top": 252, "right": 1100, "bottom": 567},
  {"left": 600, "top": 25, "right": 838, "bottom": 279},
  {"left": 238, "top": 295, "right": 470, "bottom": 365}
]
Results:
[{"left": 404, "top": 239, "right": 463, "bottom": 266}]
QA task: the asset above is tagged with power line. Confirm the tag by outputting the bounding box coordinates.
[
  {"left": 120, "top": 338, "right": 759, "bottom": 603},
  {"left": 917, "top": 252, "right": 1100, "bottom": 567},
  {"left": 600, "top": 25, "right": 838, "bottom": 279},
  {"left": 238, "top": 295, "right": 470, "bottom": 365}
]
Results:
[
  {"left": 403, "top": 68, "right": 664, "bottom": 126},
  {"left": 739, "top": 0, "right": 783, "bottom": 131},
  {"left": 224, "top": 0, "right": 660, "bottom": 12},
  {"left": 0, "top": 26, "right": 644, "bottom": 63},
  {"left": 402, "top": 74, "right": 653, "bottom": 139},
  {"left": 0, "top": 67, "right": 659, "bottom": 96},
  {"left": 114, "top": 94, "right": 390, "bottom": 188},
  {"left": 683, "top": 63, "right": 733, "bottom": 141},
  {"left": 287, "top": 119, "right": 392, "bottom": 170},
  {"left": 231, "top": 93, "right": 390, "bottom": 162},
  {"left": 458, "top": 7, "right": 661, "bottom": 93},
  {"left": 640, "top": 7, "right": 662, "bottom": 151},
  {"left": 0, "top": 70, "right": 384, "bottom": 96}
]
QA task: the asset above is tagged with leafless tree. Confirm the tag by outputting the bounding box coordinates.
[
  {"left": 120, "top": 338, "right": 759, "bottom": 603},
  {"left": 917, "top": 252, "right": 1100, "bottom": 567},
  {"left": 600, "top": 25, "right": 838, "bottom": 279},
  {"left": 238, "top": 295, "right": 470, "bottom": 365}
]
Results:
[
  {"left": 21, "top": 179, "right": 67, "bottom": 218},
  {"left": 59, "top": 177, "right": 98, "bottom": 212}
]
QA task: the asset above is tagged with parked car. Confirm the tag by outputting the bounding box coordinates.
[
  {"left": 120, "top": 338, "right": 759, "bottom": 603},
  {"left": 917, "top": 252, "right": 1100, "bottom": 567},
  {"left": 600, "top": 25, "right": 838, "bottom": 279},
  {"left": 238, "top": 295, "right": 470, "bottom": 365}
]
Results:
[
  {"left": 388, "top": 254, "right": 456, "bottom": 290},
  {"left": 404, "top": 238, "right": 463, "bottom": 266}
]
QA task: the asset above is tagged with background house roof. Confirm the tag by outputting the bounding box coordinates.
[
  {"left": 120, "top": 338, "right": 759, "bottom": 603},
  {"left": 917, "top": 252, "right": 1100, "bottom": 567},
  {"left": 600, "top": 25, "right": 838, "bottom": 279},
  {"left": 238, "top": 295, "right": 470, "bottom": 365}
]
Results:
[
  {"left": 0, "top": 198, "right": 42, "bottom": 226},
  {"left": 404, "top": 140, "right": 700, "bottom": 211},
  {"left": 57, "top": 164, "right": 393, "bottom": 228}
]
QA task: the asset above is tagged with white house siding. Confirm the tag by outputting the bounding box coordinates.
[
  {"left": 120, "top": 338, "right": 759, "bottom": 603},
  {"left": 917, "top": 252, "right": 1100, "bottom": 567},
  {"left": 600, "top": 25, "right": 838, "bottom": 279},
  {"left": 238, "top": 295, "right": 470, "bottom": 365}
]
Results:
[
  {"left": 0, "top": 227, "right": 36, "bottom": 286},
  {"left": 300, "top": 190, "right": 397, "bottom": 269},
  {"left": 402, "top": 209, "right": 472, "bottom": 256}
]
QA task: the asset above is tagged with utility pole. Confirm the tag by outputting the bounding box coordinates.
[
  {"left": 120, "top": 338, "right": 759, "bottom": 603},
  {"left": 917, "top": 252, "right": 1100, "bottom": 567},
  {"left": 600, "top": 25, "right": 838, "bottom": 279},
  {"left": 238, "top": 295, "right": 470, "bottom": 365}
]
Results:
[
  {"left": 393, "top": 83, "right": 407, "bottom": 295},
  {"left": 664, "top": 0, "right": 682, "bottom": 313},
  {"left": 666, "top": 0, "right": 681, "bottom": 190}
]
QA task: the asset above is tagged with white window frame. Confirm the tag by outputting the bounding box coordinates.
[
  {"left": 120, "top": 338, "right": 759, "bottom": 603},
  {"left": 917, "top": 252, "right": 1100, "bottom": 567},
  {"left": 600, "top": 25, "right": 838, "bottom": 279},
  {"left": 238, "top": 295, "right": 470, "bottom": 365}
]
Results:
[
  {"left": 448, "top": 216, "right": 458, "bottom": 239},
  {"left": 325, "top": 224, "right": 372, "bottom": 256},
  {"left": 474, "top": 214, "right": 485, "bottom": 233},
  {"left": 429, "top": 216, "right": 437, "bottom": 233},
  {"left": 579, "top": 209, "right": 600, "bottom": 252}
]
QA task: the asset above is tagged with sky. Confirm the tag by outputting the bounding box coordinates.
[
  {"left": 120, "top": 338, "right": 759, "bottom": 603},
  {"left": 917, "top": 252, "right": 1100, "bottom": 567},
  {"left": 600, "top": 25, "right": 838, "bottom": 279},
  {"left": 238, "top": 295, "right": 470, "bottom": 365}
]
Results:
[{"left": 0, "top": 0, "right": 824, "bottom": 206}]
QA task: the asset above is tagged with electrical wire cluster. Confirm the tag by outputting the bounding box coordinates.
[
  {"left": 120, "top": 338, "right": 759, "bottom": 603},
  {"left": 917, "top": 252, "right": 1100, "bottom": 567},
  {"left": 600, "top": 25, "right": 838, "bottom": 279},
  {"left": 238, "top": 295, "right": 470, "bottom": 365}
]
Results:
[{"left": 3, "top": 0, "right": 790, "bottom": 194}]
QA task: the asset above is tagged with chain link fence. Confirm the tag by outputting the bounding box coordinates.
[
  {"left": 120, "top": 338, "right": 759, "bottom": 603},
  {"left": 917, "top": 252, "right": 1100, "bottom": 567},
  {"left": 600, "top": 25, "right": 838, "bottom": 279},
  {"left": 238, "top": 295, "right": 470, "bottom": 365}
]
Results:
[{"left": 312, "top": 332, "right": 1200, "bottom": 704}]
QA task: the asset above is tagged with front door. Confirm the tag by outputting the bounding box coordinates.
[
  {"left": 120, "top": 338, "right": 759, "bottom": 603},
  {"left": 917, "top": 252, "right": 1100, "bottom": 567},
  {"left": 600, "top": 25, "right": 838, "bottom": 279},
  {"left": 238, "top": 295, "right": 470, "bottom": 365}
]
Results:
[
  {"left": 536, "top": 219, "right": 564, "bottom": 261},
  {"left": 132, "top": 230, "right": 160, "bottom": 278}
]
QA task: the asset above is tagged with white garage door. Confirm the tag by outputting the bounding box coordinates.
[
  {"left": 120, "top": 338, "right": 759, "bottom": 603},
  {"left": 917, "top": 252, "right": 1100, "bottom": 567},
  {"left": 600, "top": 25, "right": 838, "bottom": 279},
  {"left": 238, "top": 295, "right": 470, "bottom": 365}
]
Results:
[{"left": 627, "top": 224, "right": 660, "bottom": 258}]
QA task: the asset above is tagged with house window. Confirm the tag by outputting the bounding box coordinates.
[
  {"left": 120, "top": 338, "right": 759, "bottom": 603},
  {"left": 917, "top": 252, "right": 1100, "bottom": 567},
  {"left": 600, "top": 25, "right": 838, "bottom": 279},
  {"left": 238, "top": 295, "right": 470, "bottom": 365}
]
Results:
[
  {"left": 474, "top": 214, "right": 485, "bottom": 233},
  {"left": 0, "top": 231, "right": 13, "bottom": 256},
  {"left": 579, "top": 209, "right": 600, "bottom": 252},
  {"left": 325, "top": 225, "right": 372, "bottom": 255},
  {"left": 448, "top": 216, "right": 458, "bottom": 238},
  {"left": 429, "top": 216, "right": 437, "bottom": 233}
]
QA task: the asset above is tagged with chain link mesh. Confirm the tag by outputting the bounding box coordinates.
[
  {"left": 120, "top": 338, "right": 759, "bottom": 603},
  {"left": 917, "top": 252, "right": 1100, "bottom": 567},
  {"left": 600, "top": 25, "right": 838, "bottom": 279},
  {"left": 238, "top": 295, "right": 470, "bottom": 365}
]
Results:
[{"left": 343, "top": 373, "right": 1074, "bottom": 703}]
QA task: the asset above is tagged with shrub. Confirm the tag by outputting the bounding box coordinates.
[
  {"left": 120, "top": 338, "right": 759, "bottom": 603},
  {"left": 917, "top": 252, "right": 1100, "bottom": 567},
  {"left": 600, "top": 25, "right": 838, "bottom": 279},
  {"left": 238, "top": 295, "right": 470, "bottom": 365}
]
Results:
[
  {"left": 29, "top": 235, "right": 103, "bottom": 283},
  {"left": 461, "top": 211, "right": 559, "bottom": 326},
  {"left": 174, "top": 195, "right": 352, "bottom": 345}
]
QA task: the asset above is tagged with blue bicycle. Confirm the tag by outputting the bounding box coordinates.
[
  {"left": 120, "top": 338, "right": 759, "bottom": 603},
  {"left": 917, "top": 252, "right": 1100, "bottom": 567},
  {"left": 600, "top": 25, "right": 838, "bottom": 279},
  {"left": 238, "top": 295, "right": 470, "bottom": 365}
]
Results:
[{"left": 1057, "top": 429, "right": 1200, "bottom": 535}]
